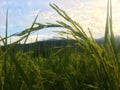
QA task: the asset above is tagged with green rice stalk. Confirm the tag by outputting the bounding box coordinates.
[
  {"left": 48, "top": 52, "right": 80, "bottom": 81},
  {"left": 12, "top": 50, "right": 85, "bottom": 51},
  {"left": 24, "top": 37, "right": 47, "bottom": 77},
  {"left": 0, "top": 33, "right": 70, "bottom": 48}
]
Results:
[
  {"left": 9, "top": 53, "right": 33, "bottom": 90},
  {"left": 104, "top": 0, "right": 110, "bottom": 44},
  {"left": 109, "top": 0, "right": 117, "bottom": 56},
  {"left": 2, "top": 9, "right": 8, "bottom": 90},
  {"left": 23, "top": 12, "right": 39, "bottom": 44},
  {"left": 104, "top": 0, "right": 116, "bottom": 52}
]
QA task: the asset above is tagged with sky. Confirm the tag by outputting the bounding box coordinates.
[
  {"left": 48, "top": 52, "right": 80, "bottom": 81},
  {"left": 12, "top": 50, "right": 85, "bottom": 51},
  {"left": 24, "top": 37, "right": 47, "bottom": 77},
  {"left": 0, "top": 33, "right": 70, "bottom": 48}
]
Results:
[{"left": 0, "top": 0, "right": 120, "bottom": 43}]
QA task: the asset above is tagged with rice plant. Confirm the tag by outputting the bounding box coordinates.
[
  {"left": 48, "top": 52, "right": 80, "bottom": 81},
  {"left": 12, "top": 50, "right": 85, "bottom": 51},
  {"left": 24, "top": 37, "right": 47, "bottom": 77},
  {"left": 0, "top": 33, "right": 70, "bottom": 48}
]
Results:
[{"left": 0, "top": 0, "right": 120, "bottom": 90}]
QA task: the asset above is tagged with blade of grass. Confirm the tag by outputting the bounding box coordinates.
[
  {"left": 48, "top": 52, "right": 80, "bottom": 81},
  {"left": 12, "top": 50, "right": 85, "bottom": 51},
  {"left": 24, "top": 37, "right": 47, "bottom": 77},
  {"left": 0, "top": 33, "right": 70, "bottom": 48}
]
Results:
[
  {"left": 2, "top": 9, "right": 8, "bottom": 90},
  {"left": 23, "top": 12, "right": 39, "bottom": 44},
  {"left": 5, "top": 9, "right": 8, "bottom": 46},
  {"left": 109, "top": 0, "right": 117, "bottom": 56},
  {"left": 104, "top": 0, "right": 110, "bottom": 45},
  {"left": 9, "top": 53, "right": 33, "bottom": 90}
]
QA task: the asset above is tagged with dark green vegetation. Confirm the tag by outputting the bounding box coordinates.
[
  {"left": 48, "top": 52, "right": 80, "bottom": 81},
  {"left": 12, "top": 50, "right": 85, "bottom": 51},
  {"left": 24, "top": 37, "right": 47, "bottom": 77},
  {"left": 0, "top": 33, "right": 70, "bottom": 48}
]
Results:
[{"left": 0, "top": 0, "right": 120, "bottom": 89}]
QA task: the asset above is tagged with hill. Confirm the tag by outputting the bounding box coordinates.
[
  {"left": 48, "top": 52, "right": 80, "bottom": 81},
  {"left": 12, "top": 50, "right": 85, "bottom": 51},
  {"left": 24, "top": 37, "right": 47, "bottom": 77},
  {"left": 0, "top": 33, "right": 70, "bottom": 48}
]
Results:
[{"left": 1, "top": 36, "right": 120, "bottom": 57}]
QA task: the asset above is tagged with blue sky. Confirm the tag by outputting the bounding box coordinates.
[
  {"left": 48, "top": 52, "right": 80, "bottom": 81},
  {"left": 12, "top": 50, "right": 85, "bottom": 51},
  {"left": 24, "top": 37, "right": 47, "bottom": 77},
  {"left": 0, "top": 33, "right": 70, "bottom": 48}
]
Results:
[{"left": 0, "top": 0, "right": 120, "bottom": 43}]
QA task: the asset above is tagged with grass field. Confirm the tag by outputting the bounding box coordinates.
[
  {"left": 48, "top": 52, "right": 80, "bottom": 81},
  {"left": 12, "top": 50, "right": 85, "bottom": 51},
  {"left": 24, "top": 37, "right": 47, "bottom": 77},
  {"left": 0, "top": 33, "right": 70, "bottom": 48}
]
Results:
[{"left": 0, "top": 0, "right": 120, "bottom": 90}]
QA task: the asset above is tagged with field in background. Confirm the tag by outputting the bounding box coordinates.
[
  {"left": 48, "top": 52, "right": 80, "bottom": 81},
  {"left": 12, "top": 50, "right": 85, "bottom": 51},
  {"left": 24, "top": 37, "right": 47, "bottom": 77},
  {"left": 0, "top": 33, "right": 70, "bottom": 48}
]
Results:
[{"left": 0, "top": 0, "right": 120, "bottom": 90}]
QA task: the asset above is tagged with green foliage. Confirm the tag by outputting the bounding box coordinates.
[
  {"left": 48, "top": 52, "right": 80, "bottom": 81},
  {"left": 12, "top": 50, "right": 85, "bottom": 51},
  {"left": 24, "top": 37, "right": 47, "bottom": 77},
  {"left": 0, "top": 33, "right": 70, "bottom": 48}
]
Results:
[{"left": 0, "top": 0, "right": 120, "bottom": 90}]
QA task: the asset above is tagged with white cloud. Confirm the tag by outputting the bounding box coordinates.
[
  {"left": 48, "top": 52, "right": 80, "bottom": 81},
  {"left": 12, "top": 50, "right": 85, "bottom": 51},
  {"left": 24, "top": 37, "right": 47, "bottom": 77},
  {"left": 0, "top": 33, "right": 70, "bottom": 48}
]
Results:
[
  {"left": 1, "top": 0, "right": 120, "bottom": 44},
  {"left": 41, "top": 11, "right": 54, "bottom": 20},
  {"left": 59, "top": 0, "right": 120, "bottom": 38}
]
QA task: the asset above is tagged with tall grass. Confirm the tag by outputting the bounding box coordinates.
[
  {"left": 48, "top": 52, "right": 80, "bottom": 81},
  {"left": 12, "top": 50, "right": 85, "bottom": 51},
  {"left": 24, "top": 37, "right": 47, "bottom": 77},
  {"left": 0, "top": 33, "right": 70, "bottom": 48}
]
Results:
[{"left": 0, "top": 0, "right": 120, "bottom": 90}]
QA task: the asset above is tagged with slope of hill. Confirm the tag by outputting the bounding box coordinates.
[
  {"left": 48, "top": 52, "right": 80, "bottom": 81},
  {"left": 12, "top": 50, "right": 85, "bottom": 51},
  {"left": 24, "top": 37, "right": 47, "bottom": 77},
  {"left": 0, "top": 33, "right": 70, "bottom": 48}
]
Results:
[{"left": 1, "top": 36, "right": 120, "bottom": 57}]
